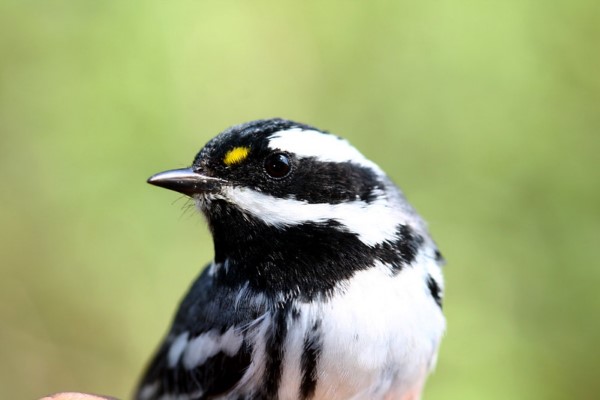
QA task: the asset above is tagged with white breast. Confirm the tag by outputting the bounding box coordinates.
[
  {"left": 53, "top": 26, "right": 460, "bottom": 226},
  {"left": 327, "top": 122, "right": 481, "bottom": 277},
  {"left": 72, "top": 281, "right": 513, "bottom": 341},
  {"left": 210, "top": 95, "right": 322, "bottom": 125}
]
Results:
[{"left": 279, "top": 258, "right": 445, "bottom": 400}]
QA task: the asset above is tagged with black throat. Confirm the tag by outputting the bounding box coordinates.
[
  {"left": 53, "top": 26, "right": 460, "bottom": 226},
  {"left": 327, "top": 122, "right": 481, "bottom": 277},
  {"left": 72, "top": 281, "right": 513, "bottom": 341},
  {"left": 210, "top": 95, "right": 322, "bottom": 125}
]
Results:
[{"left": 205, "top": 200, "right": 423, "bottom": 301}]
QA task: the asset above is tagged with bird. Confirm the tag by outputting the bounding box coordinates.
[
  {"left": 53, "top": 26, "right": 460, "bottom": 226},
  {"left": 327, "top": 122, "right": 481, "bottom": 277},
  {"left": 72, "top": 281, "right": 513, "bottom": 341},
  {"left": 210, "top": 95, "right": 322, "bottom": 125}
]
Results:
[{"left": 136, "top": 118, "right": 445, "bottom": 400}]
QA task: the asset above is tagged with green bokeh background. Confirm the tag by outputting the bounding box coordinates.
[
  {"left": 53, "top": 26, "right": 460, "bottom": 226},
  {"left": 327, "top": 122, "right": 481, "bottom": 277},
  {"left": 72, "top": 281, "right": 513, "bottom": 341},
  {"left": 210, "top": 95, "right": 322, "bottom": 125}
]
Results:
[{"left": 1, "top": 1, "right": 598, "bottom": 399}]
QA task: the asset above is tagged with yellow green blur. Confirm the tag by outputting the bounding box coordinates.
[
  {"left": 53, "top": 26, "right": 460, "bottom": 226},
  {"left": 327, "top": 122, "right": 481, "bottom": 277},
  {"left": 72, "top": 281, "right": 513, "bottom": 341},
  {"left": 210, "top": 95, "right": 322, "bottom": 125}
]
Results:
[{"left": 0, "top": 1, "right": 598, "bottom": 399}]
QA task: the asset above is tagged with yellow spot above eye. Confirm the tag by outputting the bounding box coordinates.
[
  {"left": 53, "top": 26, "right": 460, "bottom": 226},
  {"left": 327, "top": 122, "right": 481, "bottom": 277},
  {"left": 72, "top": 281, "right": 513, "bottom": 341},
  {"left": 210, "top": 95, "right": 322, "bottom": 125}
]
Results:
[{"left": 223, "top": 146, "right": 250, "bottom": 166}]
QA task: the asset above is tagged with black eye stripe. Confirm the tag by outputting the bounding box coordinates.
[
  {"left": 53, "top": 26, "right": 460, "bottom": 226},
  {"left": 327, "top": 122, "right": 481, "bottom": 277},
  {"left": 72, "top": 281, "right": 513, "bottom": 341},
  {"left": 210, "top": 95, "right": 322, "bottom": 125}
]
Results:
[{"left": 264, "top": 153, "right": 292, "bottom": 179}]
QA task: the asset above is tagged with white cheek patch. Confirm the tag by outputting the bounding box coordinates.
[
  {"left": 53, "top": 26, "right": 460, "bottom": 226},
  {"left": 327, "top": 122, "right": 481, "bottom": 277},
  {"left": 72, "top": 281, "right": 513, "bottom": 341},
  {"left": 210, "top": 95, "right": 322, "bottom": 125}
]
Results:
[
  {"left": 268, "top": 128, "right": 383, "bottom": 173},
  {"left": 219, "top": 186, "right": 403, "bottom": 246}
]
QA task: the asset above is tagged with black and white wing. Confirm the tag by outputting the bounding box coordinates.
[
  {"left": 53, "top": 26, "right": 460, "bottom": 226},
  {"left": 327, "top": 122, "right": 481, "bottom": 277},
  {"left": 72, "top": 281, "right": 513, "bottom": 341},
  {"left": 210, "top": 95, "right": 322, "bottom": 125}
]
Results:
[{"left": 136, "top": 265, "right": 265, "bottom": 400}]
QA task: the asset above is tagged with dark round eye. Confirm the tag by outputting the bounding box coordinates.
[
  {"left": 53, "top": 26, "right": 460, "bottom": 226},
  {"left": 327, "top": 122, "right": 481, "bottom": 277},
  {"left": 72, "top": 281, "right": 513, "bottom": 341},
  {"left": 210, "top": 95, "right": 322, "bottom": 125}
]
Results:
[{"left": 264, "top": 152, "right": 292, "bottom": 179}]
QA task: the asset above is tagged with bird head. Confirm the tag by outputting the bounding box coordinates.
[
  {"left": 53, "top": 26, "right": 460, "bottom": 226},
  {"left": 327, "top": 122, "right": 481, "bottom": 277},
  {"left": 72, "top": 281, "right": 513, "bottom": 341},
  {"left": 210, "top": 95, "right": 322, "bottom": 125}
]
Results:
[{"left": 148, "top": 118, "right": 427, "bottom": 298}]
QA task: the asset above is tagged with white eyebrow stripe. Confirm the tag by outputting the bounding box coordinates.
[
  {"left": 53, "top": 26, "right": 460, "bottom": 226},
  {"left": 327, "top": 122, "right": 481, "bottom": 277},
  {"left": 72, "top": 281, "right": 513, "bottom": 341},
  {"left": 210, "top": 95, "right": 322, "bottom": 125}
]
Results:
[
  {"left": 217, "top": 186, "right": 402, "bottom": 246},
  {"left": 268, "top": 128, "right": 383, "bottom": 173}
]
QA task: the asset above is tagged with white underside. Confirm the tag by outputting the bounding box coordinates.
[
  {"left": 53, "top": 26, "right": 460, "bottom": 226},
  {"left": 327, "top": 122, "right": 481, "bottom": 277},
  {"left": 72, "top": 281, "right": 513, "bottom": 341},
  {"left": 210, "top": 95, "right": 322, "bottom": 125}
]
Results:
[{"left": 235, "top": 257, "right": 445, "bottom": 400}]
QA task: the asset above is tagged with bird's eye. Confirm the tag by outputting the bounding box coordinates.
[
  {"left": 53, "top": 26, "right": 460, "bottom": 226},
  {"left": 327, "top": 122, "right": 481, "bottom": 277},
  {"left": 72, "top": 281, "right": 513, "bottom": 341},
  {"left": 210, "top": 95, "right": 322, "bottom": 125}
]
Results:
[{"left": 264, "top": 152, "right": 292, "bottom": 179}]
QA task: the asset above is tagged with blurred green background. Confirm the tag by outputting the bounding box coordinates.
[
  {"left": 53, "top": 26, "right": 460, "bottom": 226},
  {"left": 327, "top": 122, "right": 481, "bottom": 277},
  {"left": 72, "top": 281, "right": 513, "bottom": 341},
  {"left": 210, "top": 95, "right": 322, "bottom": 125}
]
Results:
[{"left": 1, "top": 1, "right": 598, "bottom": 399}]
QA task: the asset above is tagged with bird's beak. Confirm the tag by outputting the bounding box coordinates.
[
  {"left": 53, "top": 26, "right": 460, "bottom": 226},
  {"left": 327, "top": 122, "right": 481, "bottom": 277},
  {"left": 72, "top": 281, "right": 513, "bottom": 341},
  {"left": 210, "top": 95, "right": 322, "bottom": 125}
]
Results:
[{"left": 147, "top": 168, "right": 224, "bottom": 197}]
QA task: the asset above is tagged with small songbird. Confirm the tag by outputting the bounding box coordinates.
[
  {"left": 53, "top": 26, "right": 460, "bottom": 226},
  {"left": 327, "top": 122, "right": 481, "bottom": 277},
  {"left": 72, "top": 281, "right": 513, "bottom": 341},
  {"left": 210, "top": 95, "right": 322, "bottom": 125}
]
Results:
[{"left": 137, "top": 119, "right": 445, "bottom": 400}]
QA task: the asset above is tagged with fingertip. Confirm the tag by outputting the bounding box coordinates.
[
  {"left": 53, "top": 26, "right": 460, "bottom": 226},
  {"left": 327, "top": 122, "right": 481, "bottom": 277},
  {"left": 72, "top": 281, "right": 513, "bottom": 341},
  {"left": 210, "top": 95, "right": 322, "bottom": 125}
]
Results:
[{"left": 39, "top": 393, "right": 118, "bottom": 400}]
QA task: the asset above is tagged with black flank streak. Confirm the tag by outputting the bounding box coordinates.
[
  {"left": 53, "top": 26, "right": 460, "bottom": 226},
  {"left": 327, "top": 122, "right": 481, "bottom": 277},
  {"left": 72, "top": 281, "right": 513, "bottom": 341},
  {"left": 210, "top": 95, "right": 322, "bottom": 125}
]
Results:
[
  {"left": 261, "top": 302, "right": 292, "bottom": 398},
  {"left": 390, "top": 224, "right": 425, "bottom": 274},
  {"left": 300, "top": 319, "right": 322, "bottom": 399},
  {"left": 427, "top": 275, "right": 443, "bottom": 309},
  {"left": 397, "top": 224, "right": 424, "bottom": 264},
  {"left": 434, "top": 249, "right": 445, "bottom": 265}
]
